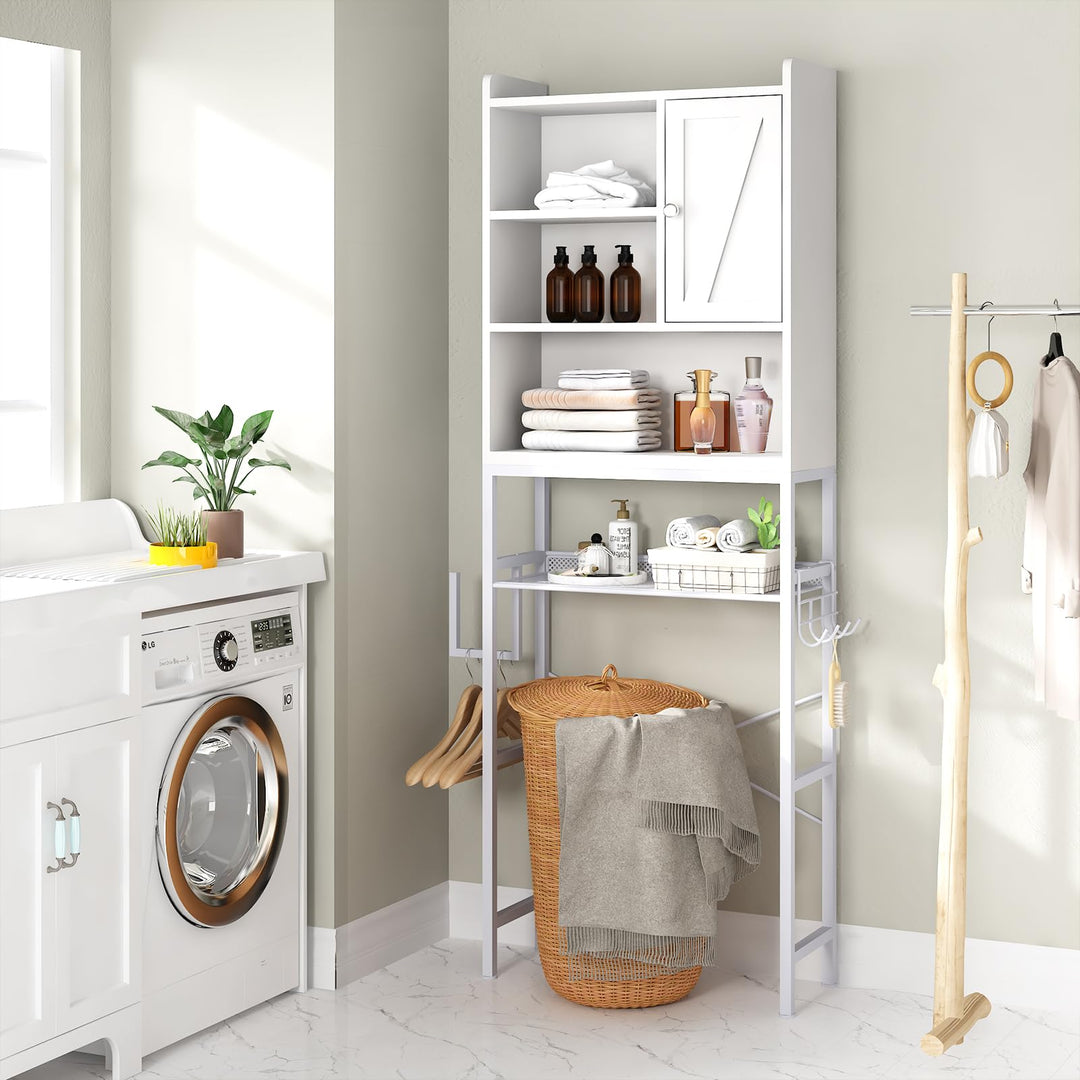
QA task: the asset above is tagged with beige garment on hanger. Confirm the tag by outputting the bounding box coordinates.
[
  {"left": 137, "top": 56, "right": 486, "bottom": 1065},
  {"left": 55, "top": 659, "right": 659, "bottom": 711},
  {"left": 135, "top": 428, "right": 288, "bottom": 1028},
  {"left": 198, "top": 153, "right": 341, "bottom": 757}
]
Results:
[{"left": 1022, "top": 354, "right": 1080, "bottom": 722}]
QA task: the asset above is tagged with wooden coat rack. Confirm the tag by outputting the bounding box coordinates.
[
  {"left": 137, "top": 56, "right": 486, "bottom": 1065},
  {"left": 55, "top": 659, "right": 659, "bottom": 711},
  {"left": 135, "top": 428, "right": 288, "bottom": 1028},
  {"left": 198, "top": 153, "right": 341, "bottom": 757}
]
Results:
[{"left": 923, "top": 271, "right": 992, "bottom": 1055}]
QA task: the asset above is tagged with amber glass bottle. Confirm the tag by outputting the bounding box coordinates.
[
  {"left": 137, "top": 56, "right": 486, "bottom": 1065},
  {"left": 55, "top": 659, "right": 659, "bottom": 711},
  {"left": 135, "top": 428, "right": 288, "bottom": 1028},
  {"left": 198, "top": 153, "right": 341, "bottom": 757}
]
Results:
[
  {"left": 573, "top": 245, "right": 605, "bottom": 322},
  {"left": 545, "top": 246, "right": 574, "bottom": 323},
  {"left": 610, "top": 244, "right": 641, "bottom": 322}
]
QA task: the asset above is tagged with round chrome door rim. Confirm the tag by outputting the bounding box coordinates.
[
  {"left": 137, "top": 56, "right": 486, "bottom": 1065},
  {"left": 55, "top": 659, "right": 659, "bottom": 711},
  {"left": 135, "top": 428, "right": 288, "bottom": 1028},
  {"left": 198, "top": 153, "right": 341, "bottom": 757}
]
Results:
[{"left": 157, "top": 695, "right": 289, "bottom": 927}]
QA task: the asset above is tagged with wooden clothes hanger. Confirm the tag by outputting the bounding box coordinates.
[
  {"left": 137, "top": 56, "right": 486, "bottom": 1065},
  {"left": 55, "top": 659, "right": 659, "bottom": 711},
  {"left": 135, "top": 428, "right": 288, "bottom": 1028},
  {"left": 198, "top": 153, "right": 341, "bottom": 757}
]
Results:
[{"left": 404, "top": 684, "right": 521, "bottom": 789}]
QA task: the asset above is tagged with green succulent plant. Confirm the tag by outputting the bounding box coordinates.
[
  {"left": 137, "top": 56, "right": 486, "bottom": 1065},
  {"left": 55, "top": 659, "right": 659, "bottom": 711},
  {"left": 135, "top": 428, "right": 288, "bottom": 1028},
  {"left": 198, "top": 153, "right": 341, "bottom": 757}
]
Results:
[
  {"left": 747, "top": 496, "right": 781, "bottom": 550},
  {"left": 142, "top": 405, "right": 291, "bottom": 512}
]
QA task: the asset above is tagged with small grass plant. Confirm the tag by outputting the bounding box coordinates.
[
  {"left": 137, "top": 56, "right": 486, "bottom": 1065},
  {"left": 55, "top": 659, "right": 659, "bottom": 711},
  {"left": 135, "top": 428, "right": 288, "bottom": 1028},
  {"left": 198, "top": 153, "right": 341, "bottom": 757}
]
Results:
[{"left": 145, "top": 503, "right": 208, "bottom": 549}]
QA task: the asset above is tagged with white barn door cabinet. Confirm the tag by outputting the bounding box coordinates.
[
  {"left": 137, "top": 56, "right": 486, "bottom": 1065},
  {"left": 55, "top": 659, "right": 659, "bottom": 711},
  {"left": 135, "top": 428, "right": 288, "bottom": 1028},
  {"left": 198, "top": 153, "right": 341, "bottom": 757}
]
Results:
[{"left": 665, "top": 95, "right": 783, "bottom": 323}]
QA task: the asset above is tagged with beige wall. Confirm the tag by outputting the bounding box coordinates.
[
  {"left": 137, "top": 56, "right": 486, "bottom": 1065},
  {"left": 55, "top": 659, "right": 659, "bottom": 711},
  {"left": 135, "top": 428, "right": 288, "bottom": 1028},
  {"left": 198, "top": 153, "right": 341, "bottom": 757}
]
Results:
[
  {"left": 0, "top": 0, "right": 111, "bottom": 500},
  {"left": 335, "top": 0, "right": 450, "bottom": 922},
  {"left": 448, "top": 0, "right": 1080, "bottom": 949},
  {"left": 110, "top": 0, "right": 338, "bottom": 927}
]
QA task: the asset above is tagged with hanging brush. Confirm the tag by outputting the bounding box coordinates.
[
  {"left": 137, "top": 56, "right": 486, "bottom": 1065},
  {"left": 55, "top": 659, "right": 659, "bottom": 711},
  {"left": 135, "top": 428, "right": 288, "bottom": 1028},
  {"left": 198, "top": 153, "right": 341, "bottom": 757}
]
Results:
[{"left": 828, "top": 639, "right": 848, "bottom": 729}]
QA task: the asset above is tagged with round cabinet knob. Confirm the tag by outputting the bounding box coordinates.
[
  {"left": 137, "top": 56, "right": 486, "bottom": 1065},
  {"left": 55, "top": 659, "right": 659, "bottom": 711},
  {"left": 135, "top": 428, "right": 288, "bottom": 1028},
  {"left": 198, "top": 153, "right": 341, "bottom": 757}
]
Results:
[
  {"left": 214, "top": 630, "right": 239, "bottom": 671},
  {"left": 663, "top": 203, "right": 680, "bottom": 218}
]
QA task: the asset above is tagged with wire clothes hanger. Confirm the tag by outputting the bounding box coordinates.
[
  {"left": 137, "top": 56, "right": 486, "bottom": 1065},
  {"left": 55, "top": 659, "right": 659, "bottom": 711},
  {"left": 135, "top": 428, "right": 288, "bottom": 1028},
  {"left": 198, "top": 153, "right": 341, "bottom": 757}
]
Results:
[{"left": 1042, "top": 299, "right": 1065, "bottom": 366}]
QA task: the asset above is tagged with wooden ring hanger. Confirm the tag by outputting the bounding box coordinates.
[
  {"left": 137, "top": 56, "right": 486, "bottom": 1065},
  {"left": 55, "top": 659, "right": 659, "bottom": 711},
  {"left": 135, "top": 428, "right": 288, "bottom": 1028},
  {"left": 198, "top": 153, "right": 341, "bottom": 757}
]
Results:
[
  {"left": 966, "top": 313, "right": 1013, "bottom": 409},
  {"left": 966, "top": 351, "right": 1013, "bottom": 409}
]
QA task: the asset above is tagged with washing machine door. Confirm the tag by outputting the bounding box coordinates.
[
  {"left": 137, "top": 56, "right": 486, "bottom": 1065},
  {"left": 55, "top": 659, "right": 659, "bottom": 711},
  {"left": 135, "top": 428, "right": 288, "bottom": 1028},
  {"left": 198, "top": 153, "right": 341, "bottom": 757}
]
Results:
[{"left": 157, "top": 694, "right": 289, "bottom": 927}]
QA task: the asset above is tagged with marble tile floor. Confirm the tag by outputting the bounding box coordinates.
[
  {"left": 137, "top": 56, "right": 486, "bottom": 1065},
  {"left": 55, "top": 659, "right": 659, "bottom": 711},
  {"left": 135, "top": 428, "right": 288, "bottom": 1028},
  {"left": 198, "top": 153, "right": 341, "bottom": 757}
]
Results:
[{"left": 22, "top": 940, "right": 1079, "bottom": 1080}]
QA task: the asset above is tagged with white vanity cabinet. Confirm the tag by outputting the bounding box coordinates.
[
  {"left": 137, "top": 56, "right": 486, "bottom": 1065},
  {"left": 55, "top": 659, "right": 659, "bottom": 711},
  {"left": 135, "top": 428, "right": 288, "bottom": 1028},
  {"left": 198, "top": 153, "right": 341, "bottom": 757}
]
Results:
[
  {"left": 0, "top": 717, "right": 140, "bottom": 1063},
  {"left": 664, "top": 95, "right": 783, "bottom": 323}
]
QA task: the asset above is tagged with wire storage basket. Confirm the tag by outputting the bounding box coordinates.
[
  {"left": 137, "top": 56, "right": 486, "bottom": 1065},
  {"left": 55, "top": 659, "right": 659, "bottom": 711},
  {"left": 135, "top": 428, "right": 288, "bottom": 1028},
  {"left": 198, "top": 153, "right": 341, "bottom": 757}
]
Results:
[
  {"left": 648, "top": 546, "right": 781, "bottom": 594},
  {"left": 507, "top": 665, "right": 708, "bottom": 1008}
]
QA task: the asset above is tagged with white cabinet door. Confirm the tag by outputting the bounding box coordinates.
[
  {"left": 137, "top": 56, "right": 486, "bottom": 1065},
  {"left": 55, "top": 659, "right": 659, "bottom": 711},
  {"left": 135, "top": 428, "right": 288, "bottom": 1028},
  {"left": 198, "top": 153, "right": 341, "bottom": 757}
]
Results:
[
  {"left": 0, "top": 739, "right": 58, "bottom": 1058},
  {"left": 54, "top": 718, "right": 141, "bottom": 1032},
  {"left": 665, "top": 96, "right": 782, "bottom": 323}
]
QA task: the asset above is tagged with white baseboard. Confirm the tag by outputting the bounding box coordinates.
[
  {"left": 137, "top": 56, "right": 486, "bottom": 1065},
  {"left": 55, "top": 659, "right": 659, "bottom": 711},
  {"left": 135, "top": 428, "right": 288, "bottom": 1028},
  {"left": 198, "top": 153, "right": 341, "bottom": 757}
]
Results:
[
  {"left": 307, "top": 882, "right": 450, "bottom": 990},
  {"left": 446, "top": 881, "right": 1078, "bottom": 1014},
  {"left": 448, "top": 881, "right": 537, "bottom": 947}
]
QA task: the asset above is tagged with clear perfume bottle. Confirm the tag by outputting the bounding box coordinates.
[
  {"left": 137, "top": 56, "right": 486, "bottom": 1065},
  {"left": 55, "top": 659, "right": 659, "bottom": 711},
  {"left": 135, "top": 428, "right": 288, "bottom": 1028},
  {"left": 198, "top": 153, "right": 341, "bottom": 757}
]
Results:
[
  {"left": 689, "top": 369, "right": 717, "bottom": 454},
  {"left": 674, "top": 371, "right": 729, "bottom": 452},
  {"left": 734, "top": 356, "right": 773, "bottom": 453}
]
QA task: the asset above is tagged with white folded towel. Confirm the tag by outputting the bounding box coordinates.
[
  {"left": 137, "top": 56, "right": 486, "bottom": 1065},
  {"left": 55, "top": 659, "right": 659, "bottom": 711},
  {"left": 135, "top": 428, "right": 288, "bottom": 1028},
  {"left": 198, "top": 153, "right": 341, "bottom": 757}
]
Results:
[
  {"left": 695, "top": 527, "right": 721, "bottom": 549},
  {"left": 522, "top": 387, "right": 662, "bottom": 411},
  {"left": 522, "top": 410, "right": 661, "bottom": 432},
  {"left": 717, "top": 518, "right": 760, "bottom": 552},
  {"left": 533, "top": 160, "right": 655, "bottom": 210},
  {"left": 666, "top": 515, "right": 722, "bottom": 548},
  {"left": 522, "top": 430, "right": 661, "bottom": 453},
  {"left": 558, "top": 369, "right": 649, "bottom": 391}
]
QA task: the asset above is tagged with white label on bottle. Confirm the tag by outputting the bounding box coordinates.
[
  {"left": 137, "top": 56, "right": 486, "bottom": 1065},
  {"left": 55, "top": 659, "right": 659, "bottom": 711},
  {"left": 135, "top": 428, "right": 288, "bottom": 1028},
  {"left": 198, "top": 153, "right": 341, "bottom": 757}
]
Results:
[{"left": 609, "top": 525, "right": 631, "bottom": 575}]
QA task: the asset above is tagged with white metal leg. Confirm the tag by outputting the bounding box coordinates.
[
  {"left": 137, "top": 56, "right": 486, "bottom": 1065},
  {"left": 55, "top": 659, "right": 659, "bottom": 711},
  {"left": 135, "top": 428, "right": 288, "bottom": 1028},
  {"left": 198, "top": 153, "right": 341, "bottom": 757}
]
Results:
[
  {"left": 820, "top": 470, "right": 839, "bottom": 985},
  {"left": 779, "top": 475, "right": 797, "bottom": 1017},
  {"left": 534, "top": 478, "right": 550, "bottom": 680},
  {"left": 481, "top": 469, "right": 498, "bottom": 978}
]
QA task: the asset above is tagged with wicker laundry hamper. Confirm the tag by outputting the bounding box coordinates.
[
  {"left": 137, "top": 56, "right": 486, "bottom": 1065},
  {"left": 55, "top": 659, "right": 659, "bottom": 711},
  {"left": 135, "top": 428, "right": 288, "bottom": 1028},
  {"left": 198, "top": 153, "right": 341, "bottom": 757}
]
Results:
[{"left": 507, "top": 665, "right": 708, "bottom": 1009}]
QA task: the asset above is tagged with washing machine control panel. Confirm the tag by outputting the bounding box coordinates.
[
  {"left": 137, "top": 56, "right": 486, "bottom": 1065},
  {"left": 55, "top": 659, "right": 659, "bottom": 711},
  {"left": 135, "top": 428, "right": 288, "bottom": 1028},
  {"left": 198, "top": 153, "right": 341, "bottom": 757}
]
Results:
[{"left": 141, "top": 596, "right": 303, "bottom": 704}]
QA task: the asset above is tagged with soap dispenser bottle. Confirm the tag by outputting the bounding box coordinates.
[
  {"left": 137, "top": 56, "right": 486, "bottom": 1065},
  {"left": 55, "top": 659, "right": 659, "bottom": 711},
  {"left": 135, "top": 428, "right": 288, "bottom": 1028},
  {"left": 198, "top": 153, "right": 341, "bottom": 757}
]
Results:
[
  {"left": 573, "top": 245, "right": 605, "bottom": 322},
  {"left": 546, "top": 245, "right": 574, "bottom": 323},
  {"left": 674, "top": 371, "right": 729, "bottom": 452},
  {"left": 608, "top": 498, "right": 639, "bottom": 575},
  {"left": 610, "top": 245, "right": 641, "bottom": 322}
]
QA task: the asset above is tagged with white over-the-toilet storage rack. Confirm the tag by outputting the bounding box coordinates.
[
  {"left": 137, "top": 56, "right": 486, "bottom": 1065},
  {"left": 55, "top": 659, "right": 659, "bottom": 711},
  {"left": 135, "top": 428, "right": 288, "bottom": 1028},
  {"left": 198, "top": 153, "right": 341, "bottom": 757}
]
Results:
[{"left": 474, "top": 59, "right": 847, "bottom": 1017}]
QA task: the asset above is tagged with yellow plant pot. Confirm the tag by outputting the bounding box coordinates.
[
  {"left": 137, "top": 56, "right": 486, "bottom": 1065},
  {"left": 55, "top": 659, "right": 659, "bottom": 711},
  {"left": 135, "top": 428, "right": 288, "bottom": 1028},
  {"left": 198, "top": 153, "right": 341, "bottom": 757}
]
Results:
[{"left": 148, "top": 541, "right": 218, "bottom": 569}]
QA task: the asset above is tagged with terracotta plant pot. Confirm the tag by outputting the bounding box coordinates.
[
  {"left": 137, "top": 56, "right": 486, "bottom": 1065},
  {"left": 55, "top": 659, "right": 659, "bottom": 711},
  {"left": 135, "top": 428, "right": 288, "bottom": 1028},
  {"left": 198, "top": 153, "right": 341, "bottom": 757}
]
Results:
[{"left": 202, "top": 510, "right": 244, "bottom": 559}]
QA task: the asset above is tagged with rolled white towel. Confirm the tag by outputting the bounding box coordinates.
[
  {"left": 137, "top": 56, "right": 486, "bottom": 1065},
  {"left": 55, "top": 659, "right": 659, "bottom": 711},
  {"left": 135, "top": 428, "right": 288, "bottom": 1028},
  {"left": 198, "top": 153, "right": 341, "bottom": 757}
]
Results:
[
  {"left": 522, "top": 409, "right": 661, "bottom": 432},
  {"left": 522, "top": 430, "right": 661, "bottom": 452},
  {"left": 695, "top": 527, "right": 721, "bottom": 549},
  {"left": 558, "top": 369, "right": 649, "bottom": 391},
  {"left": 666, "top": 514, "right": 722, "bottom": 548},
  {"left": 717, "top": 518, "right": 760, "bottom": 552}
]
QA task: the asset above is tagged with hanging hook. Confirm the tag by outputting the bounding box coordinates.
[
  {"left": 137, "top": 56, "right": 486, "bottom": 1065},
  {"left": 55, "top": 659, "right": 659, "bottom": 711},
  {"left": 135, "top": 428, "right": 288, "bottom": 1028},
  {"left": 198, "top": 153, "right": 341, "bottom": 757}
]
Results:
[
  {"left": 464, "top": 648, "right": 476, "bottom": 684},
  {"left": 497, "top": 656, "right": 507, "bottom": 688},
  {"left": 986, "top": 313, "right": 995, "bottom": 353},
  {"left": 1053, "top": 298, "right": 1061, "bottom": 331}
]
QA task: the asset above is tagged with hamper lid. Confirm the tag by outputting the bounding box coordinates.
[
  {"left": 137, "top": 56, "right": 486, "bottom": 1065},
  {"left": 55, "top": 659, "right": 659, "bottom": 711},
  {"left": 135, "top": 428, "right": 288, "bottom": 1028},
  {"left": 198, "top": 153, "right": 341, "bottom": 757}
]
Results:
[{"left": 507, "top": 664, "right": 706, "bottom": 720}]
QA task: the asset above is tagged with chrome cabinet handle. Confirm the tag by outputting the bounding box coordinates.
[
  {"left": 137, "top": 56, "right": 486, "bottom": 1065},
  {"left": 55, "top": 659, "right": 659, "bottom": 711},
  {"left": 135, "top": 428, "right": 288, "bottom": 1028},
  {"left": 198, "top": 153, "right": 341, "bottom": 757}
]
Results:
[{"left": 44, "top": 798, "right": 80, "bottom": 874}]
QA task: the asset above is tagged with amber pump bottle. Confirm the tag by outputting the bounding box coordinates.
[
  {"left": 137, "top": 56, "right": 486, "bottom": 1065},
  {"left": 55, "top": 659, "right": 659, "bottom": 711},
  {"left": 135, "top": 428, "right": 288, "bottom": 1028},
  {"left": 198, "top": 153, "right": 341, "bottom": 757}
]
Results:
[
  {"left": 610, "top": 244, "right": 641, "bottom": 322},
  {"left": 545, "top": 246, "right": 574, "bottom": 323},
  {"left": 573, "top": 245, "right": 605, "bottom": 322}
]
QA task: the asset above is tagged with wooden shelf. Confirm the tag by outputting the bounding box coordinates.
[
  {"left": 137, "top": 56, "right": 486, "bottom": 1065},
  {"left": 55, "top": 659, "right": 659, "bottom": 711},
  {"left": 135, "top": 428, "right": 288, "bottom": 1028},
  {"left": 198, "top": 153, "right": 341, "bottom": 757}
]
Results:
[
  {"left": 489, "top": 322, "right": 784, "bottom": 334},
  {"left": 490, "top": 208, "right": 658, "bottom": 225},
  {"left": 484, "top": 450, "right": 785, "bottom": 483}
]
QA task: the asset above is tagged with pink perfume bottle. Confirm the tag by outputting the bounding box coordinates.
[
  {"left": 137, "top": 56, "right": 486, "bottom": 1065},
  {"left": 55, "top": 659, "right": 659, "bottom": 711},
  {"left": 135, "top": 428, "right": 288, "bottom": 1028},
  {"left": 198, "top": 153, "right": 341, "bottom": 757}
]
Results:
[{"left": 734, "top": 356, "right": 773, "bottom": 453}]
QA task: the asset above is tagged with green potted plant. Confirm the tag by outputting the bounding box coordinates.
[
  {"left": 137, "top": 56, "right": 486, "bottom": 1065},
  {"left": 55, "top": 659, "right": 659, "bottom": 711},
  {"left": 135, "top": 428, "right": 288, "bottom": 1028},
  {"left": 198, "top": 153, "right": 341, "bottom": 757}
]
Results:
[
  {"left": 747, "top": 497, "right": 781, "bottom": 550},
  {"left": 145, "top": 503, "right": 217, "bottom": 568},
  {"left": 143, "top": 405, "right": 291, "bottom": 559}
]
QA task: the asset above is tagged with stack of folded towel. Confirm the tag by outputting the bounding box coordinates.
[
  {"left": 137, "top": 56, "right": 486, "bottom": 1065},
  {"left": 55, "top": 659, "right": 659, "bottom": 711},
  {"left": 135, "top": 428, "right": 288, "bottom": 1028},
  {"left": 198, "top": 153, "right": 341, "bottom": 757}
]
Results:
[
  {"left": 522, "top": 370, "right": 661, "bottom": 452},
  {"left": 534, "top": 160, "right": 655, "bottom": 211}
]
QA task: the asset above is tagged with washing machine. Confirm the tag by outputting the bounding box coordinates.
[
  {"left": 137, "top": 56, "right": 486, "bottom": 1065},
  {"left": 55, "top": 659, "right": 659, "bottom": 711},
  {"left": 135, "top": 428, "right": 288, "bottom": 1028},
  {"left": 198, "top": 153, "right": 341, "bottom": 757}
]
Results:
[{"left": 139, "top": 591, "right": 306, "bottom": 1056}]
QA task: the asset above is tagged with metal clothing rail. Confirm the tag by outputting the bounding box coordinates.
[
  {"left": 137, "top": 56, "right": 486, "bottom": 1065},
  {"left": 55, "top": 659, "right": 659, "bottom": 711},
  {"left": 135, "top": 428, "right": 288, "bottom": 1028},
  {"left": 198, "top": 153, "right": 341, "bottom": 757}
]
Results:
[{"left": 910, "top": 304, "right": 1079, "bottom": 317}]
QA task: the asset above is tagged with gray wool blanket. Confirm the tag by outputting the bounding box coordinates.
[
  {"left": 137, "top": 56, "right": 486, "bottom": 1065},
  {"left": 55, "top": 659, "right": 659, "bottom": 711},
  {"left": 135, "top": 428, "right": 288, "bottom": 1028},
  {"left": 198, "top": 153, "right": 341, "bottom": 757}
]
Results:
[{"left": 555, "top": 702, "right": 760, "bottom": 981}]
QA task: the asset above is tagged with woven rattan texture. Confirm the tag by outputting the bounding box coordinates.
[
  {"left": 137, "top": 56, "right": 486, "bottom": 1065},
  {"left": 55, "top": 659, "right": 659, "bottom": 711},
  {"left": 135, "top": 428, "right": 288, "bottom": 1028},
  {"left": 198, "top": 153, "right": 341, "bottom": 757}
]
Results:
[{"left": 509, "top": 667, "right": 708, "bottom": 1008}]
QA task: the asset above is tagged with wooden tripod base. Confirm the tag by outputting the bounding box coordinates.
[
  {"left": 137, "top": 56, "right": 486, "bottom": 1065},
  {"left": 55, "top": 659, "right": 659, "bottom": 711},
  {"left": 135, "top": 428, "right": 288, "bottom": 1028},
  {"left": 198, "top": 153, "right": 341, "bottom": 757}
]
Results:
[{"left": 921, "top": 992, "right": 992, "bottom": 1056}]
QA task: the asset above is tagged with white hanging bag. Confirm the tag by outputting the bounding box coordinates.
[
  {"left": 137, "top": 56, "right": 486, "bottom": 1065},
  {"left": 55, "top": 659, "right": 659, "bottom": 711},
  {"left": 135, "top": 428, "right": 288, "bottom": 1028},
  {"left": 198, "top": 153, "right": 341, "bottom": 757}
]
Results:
[{"left": 968, "top": 405, "right": 1009, "bottom": 479}]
